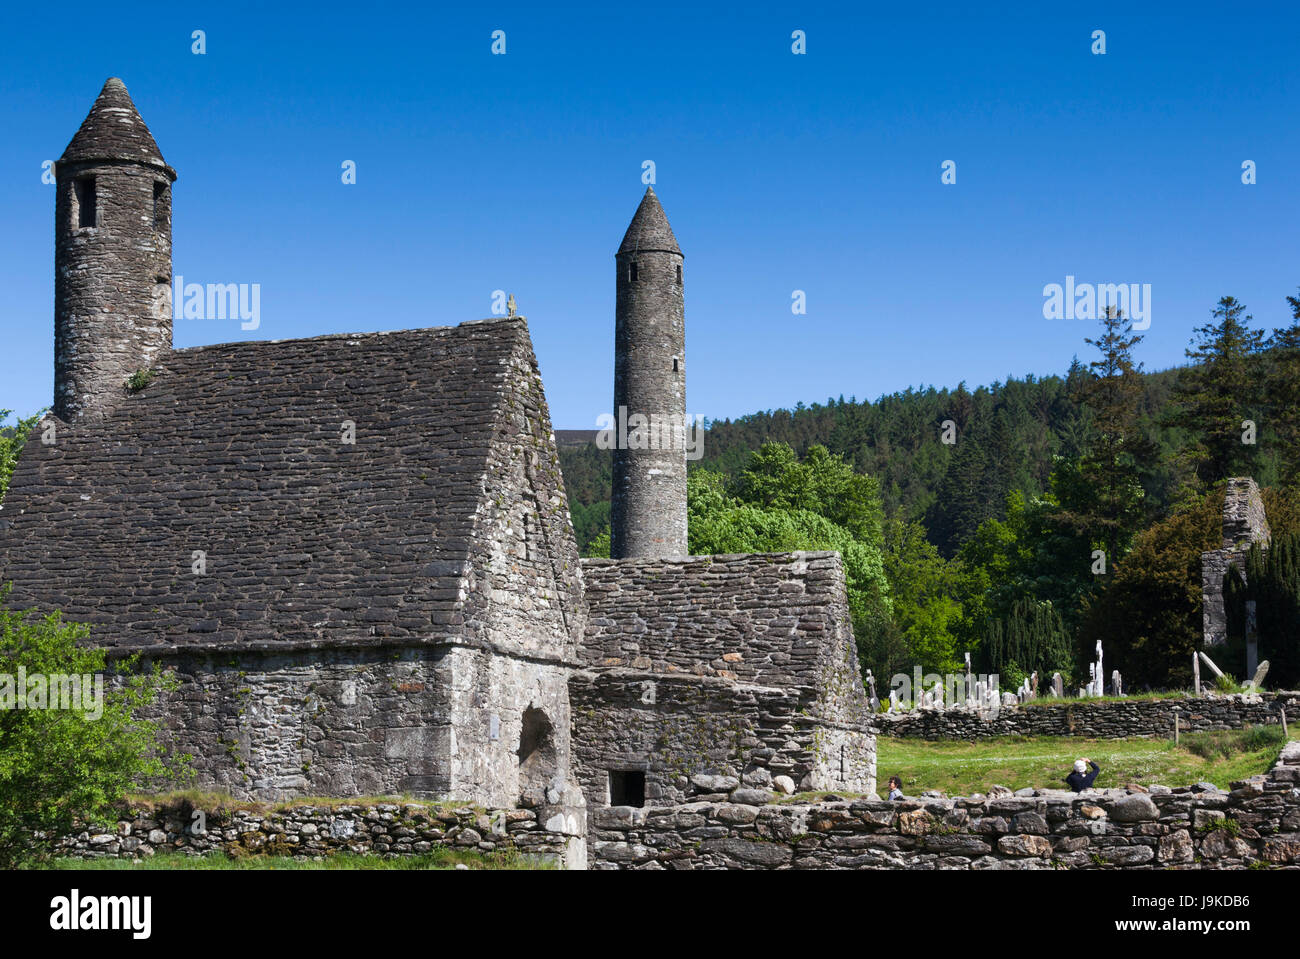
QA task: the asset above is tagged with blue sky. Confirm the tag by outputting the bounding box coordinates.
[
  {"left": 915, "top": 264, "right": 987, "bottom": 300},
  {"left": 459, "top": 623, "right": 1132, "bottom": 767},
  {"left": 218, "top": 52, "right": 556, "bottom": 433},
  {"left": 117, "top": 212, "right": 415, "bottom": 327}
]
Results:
[{"left": 2, "top": 2, "right": 1298, "bottom": 429}]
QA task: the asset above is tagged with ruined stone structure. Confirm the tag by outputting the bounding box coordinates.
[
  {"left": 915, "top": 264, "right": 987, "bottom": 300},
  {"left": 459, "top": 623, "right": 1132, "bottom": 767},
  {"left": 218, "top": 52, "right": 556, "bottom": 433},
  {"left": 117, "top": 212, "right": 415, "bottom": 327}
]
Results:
[
  {"left": 610, "top": 187, "right": 687, "bottom": 559},
  {"left": 54, "top": 78, "right": 176, "bottom": 422},
  {"left": 1, "top": 80, "right": 876, "bottom": 866},
  {"left": 1201, "top": 477, "right": 1271, "bottom": 646}
]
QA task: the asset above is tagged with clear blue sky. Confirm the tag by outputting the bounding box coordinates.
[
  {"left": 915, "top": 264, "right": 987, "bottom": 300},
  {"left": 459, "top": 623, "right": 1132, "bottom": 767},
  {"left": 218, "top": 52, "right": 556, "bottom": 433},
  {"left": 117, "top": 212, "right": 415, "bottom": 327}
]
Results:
[{"left": 2, "top": 2, "right": 1297, "bottom": 430}]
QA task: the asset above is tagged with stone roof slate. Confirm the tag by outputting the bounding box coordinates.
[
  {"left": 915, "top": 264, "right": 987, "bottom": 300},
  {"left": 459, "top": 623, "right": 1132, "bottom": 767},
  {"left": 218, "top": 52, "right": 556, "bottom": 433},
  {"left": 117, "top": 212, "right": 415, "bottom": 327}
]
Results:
[
  {"left": 616, "top": 186, "right": 681, "bottom": 256},
  {"left": 60, "top": 77, "right": 172, "bottom": 173},
  {"left": 579, "top": 551, "right": 862, "bottom": 698},
  {"left": 0, "top": 318, "right": 541, "bottom": 654}
]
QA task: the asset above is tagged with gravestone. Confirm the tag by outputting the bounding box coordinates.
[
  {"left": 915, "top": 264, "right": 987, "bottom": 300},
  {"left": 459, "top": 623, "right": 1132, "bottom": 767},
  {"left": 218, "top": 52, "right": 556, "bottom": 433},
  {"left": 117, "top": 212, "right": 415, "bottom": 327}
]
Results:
[
  {"left": 1052, "top": 673, "right": 1063, "bottom": 698},
  {"left": 1244, "top": 660, "right": 1270, "bottom": 692},
  {"left": 1198, "top": 651, "right": 1225, "bottom": 680}
]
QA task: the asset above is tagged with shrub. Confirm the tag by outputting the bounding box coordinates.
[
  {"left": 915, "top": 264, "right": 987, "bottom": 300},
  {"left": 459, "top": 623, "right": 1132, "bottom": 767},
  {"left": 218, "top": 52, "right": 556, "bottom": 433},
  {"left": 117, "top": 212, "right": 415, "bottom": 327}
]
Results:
[{"left": 0, "top": 594, "right": 187, "bottom": 866}]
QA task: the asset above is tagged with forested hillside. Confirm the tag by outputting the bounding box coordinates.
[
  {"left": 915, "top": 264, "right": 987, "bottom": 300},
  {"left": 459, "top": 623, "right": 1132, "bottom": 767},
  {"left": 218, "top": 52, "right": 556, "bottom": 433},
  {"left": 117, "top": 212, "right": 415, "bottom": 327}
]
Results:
[{"left": 562, "top": 293, "right": 1300, "bottom": 691}]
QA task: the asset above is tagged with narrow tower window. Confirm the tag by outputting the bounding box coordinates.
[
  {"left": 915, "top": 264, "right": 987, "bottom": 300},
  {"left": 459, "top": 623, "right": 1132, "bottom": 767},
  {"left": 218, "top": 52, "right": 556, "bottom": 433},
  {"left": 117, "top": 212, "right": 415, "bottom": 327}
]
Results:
[
  {"left": 629, "top": 262, "right": 638, "bottom": 282},
  {"left": 672, "top": 358, "right": 679, "bottom": 373},
  {"left": 676, "top": 264, "right": 682, "bottom": 285},
  {"left": 73, "top": 177, "right": 96, "bottom": 229},
  {"left": 153, "top": 182, "right": 168, "bottom": 231}
]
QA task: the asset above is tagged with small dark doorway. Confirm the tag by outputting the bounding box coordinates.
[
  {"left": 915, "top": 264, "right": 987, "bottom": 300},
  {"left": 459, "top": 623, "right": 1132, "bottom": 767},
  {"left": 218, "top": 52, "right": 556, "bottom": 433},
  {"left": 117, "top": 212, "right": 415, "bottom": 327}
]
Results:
[{"left": 608, "top": 769, "right": 645, "bottom": 807}]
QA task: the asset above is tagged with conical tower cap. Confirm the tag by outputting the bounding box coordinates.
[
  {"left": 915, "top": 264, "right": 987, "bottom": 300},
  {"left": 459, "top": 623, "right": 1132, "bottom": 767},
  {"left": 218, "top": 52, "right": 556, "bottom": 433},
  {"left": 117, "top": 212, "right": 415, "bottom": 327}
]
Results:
[
  {"left": 60, "top": 78, "right": 173, "bottom": 174},
  {"left": 617, "top": 186, "right": 681, "bottom": 256}
]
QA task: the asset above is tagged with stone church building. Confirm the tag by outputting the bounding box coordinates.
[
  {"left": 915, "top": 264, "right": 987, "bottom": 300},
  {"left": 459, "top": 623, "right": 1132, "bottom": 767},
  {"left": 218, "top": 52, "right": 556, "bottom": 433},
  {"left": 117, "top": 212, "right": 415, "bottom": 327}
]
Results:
[{"left": 0, "top": 80, "right": 876, "bottom": 856}]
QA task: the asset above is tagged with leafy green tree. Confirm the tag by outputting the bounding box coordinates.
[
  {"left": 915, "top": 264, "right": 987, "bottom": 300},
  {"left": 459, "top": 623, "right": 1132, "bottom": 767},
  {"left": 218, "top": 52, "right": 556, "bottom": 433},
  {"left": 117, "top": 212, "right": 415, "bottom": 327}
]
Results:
[
  {"left": 0, "top": 596, "right": 186, "bottom": 866},
  {"left": 687, "top": 457, "right": 893, "bottom": 674},
  {"left": 879, "top": 519, "right": 963, "bottom": 676},
  {"left": 1170, "top": 296, "right": 1266, "bottom": 487},
  {"left": 733, "top": 442, "right": 884, "bottom": 549}
]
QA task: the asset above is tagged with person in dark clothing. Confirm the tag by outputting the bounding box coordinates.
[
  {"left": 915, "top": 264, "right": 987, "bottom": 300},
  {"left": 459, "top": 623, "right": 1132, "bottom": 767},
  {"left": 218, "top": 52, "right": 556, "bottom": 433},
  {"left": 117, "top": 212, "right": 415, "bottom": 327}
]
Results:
[
  {"left": 887, "top": 775, "right": 905, "bottom": 800},
  {"left": 1066, "top": 758, "right": 1100, "bottom": 792}
]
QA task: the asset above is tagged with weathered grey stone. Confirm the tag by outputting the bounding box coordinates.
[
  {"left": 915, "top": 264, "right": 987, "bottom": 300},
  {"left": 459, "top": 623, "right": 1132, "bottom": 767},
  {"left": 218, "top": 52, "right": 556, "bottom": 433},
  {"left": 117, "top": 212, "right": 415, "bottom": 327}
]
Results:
[
  {"left": 997, "top": 834, "right": 1052, "bottom": 858},
  {"left": 1110, "top": 794, "right": 1159, "bottom": 823},
  {"left": 1157, "top": 829, "right": 1194, "bottom": 863}
]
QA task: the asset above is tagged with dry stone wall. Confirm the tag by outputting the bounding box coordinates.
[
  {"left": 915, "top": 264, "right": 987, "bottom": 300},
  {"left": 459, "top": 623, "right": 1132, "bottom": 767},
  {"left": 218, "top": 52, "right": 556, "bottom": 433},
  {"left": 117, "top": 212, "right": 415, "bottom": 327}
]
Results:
[
  {"left": 570, "top": 670, "right": 874, "bottom": 805},
  {"left": 876, "top": 692, "right": 1298, "bottom": 740},
  {"left": 51, "top": 799, "right": 583, "bottom": 869},
  {"left": 589, "top": 742, "right": 1300, "bottom": 870}
]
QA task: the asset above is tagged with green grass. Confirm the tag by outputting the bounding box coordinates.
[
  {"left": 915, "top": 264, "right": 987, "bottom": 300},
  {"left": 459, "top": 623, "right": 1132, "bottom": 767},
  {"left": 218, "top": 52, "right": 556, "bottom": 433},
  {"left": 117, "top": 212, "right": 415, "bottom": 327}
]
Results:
[
  {"left": 1020, "top": 690, "right": 1192, "bottom": 708},
  {"left": 32, "top": 848, "right": 552, "bottom": 871},
  {"left": 876, "top": 725, "right": 1294, "bottom": 796}
]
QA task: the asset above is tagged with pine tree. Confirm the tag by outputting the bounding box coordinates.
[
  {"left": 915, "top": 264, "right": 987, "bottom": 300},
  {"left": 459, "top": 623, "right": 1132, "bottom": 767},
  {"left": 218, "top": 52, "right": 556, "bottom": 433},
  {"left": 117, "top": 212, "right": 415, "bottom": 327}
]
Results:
[
  {"left": 1067, "top": 306, "right": 1153, "bottom": 565},
  {"left": 1170, "top": 296, "right": 1266, "bottom": 486},
  {"left": 1267, "top": 289, "right": 1300, "bottom": 485}
]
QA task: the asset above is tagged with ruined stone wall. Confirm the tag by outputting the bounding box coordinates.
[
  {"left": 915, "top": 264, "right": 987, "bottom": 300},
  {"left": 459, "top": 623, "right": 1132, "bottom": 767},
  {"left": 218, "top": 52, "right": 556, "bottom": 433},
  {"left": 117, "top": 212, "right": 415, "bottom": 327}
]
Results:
[
  {"left": 589, "top": 743, "right": 1300, "bottom": 870},
  {"left": 876, "top": 693, "right": 1299, "bottom": 741},
  {"left": 50, "top": 799, "right": 584, "bottom": 869},
  {"left": 1202, "top": 477, "right": 1271, "bottom": 646}
]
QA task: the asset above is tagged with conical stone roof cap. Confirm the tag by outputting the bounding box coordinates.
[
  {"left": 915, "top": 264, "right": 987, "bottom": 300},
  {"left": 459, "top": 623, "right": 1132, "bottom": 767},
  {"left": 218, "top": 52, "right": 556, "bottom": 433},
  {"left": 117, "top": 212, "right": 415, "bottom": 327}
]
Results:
[
  {"left": 617, "top": 186, "right": 681, "bottom": 256},
  {"left": 60, "top": 78, "right": 172, "bottom": 173}
]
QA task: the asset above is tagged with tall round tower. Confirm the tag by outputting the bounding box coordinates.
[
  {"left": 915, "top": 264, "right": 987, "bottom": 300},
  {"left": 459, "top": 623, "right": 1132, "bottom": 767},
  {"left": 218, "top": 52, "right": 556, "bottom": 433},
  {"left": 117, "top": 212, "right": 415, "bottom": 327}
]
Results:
[
  {"left": 55, "top": 77, "right": 176, "bottom": 421},
  {"left": 611, "top": 187, "right": 687, "bottom": 558}
]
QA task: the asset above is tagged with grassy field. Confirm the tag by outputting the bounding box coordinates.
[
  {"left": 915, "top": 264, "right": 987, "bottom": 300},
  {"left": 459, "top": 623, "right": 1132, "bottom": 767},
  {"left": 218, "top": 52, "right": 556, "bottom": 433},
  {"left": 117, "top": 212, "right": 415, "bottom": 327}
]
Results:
[
  {"left": 34, "top": 847, "right": 551, "bottom": 871},
  {"left": 876, "top": 725, "right": 1295, "bottom": 796}
]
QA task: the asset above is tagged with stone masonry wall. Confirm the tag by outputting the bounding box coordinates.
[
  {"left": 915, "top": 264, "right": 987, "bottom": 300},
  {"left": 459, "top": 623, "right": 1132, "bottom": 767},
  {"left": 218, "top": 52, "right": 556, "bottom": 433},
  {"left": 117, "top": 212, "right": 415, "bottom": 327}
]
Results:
[
  {"left": 611, "top": 189, "right": 687, "bottom": 559},
  {"left": 875, "top": 692, "right": 1299, "bottom": 741},
  {"left": 134, "top": 646, "right": 456, "bottom": 802},
  {"left": 134, "top": 644, "right": 578, "bottom": 814},
  {"left": 574, "top": 552, "right": 876, "bottom": 807},
  {"left": 55, "top": 159, "right": 174, "bottom": 422},
  {"left": 570, "top": 670, "right": 874, "bottom": 806},
  {"left": 589, "top": 741, "right": 1300, "bottom": 870},
  {"left": 50, "top": 799, "right": 583, "bottom": 869}
]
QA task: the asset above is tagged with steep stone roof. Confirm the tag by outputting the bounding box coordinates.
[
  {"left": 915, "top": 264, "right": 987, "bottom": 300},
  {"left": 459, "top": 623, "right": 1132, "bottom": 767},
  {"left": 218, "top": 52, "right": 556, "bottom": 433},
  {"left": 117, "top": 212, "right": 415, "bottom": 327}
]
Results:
[
  {"left": 616, "top": 186, "right": 681, "bottom": 256},
  {"left": 579, "top": 552, "right": 868, "bottom": 712},
  {"left": 60, "top": 77, "right": 172, "bottom": 173},
  {"left": 0, "top": 318, "right": 575, "bottom": 655}
]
